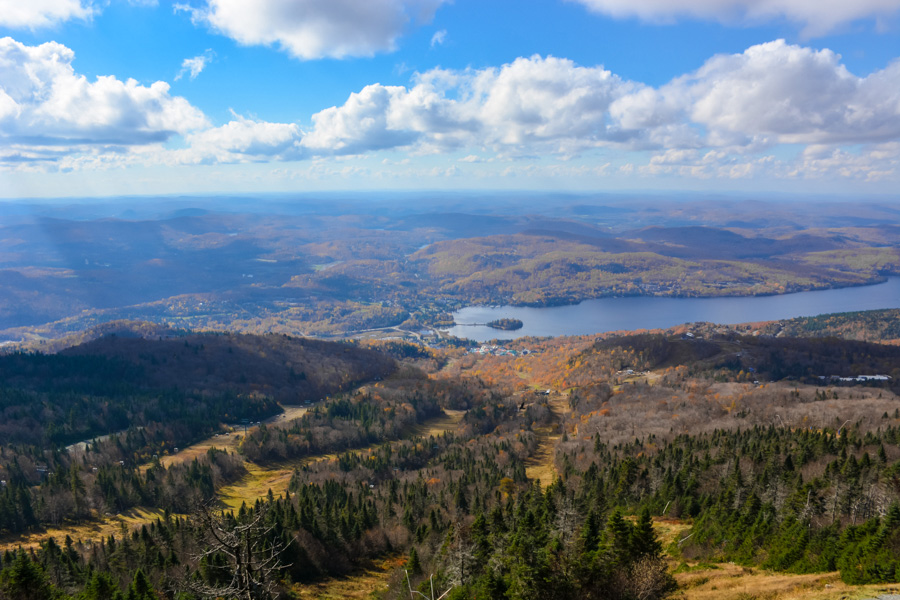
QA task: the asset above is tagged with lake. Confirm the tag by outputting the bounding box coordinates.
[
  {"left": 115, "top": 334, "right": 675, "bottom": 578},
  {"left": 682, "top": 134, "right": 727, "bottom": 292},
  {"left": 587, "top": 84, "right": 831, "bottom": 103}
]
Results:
[{"left": 446, "top": 278, "right": 900, "bottom": 342}]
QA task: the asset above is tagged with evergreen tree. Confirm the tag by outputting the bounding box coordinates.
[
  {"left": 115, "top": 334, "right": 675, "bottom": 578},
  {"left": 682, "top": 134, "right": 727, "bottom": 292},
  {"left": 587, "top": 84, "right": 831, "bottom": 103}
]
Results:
[
  {"left": 631, "top": 507, "right": 663, "bottom": 559},
  {"left": 0, "top": 551, "right": 54, "bottom": 600}
]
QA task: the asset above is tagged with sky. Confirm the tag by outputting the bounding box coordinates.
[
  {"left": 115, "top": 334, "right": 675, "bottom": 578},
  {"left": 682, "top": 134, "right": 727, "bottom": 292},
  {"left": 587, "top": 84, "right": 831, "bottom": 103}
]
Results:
[{"left": 1, "top": 0, "right": 900, "bottom": 198}]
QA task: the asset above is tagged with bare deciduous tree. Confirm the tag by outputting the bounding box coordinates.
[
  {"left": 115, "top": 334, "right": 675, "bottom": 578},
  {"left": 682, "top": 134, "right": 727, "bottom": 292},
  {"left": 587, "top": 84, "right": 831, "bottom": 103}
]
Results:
[
  {"left": 185, "top": 502, "right": 288, "bottom": 600},
  {"left": 444, "top": 522, "right": 477, "bottom": 588},
  {"left": 626, "top": 555, "right": 677, "bottom": 600}
]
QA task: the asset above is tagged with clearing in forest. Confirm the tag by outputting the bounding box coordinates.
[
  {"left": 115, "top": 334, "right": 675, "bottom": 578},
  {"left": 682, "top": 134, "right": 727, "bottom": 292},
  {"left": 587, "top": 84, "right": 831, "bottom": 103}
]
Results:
[{"left": 525, "top": 392, "right": 570, "bottom": 487}]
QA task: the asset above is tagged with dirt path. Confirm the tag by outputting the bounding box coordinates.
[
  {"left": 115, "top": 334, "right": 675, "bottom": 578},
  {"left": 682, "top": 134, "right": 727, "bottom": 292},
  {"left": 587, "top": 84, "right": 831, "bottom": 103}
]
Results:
[
  {"left": 525, "top": 392, "right": 569, "bottom": 487},
  {"left": 412, "top": 409, "right": 466, "bottom": 437}
]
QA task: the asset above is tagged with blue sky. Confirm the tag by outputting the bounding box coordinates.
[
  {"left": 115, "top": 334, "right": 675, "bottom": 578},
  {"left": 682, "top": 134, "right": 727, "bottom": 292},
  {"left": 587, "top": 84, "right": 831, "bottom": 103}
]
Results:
[{"left": 1, "top": 0, "right": 900, "bottom": 198}]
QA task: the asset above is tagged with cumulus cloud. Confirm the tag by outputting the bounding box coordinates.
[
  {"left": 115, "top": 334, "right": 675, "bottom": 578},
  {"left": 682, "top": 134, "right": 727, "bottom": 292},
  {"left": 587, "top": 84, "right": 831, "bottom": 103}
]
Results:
[
  {"left": 302, "top": 84, "right": 422, "bottom": 154},
  {"left": 671, "top": 40, "right": 900, "bottom": 146},
  {"left": 176, "top": 49, "right": 215, "bottom": 80},
  {"left": 178, "top": 114, "right": 304, "bottom": 164},
  {"left": 181, "top": 0, "right": 447, "bottom": 60},
  {"left": 301, "top": 55, "right": 641, "bottom": 156},
  {"left": 0, "top": 0, "right": 93, "bottom": 28},
  {"left": 570, "top": 0, "right": 900, "bottom": 37},
  {"left": 0, "top": 37, "right": 208, "bottom": 163},
  {"left": 5, "top": 35, "right": 899, "bottom": 185},
  {"left": 294, "top": 43, "right": 900, "bottom": 183}
]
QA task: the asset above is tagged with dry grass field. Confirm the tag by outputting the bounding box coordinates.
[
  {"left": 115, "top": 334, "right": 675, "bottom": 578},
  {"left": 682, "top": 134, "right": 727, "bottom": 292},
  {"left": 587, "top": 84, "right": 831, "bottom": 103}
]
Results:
[
  {"left": 0, "top": 507, "right": 184, "bottom": 551},
  {"left": 290, "top": 556, "right": 403, "bottom": 599},
  {"left": 156, "top": 405, "right": 310, "bottom": 469},
  {"left": 675, "top": 563, "right": 899, "bottom": 600},
  {"left": 525, "top": 393, "right": 570, "bottom": 487}
]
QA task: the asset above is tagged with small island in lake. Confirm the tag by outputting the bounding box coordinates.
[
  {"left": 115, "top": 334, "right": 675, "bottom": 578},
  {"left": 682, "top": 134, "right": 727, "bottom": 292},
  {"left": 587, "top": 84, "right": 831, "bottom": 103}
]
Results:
[{"left": 487, "top": 318, "right": 524, "bottom": 331}]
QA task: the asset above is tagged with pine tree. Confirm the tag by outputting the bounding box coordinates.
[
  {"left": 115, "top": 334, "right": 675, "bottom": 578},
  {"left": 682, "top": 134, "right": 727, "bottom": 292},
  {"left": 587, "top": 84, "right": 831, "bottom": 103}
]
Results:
[
  {"left": 126, "top": 569, "right": 154, "bottom": 600},
  {"left": 632, "top": 507, "right": 663, "bottom": 559},
  {"left": 0, "top": 550, "right": 54, "bottom": 600},
  {"left": 407, "top": 546, "right": 422, "bottom": 575}
]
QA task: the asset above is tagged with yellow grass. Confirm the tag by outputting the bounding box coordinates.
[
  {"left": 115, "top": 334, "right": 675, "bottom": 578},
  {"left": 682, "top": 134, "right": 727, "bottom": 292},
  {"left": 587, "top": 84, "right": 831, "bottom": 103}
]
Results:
[
  {"left": 652, "top": 518, "right": 693, "bottom": 548},
  {"left": 411, "top": 409, "right": 465, "bottom": 437},
  {"left": 676, "top": 562, "right": 900, "bottom": 600},
  {"left": 156, "top": 405, "right": 309, "bottom": 470},
  {"left": 291, "top": 556, "right": 401, "bottom": 598},
  {"left": 218, "top": 410, "right": 465, "bottom": 512},
  {"left": 649, "top": 520, "right": 900, "bottom": 600},
  {"left": 0, "top": 507, "right": 185, "bottom": 551},
  {"left": 525, "top": 427, "right": 561, "bottom": 488},
  {"left": 525, "top": 392, "right": 570, "bottom": 487},
  {"left": 217, "top": 462, "right": 298, "bottom": 512}
]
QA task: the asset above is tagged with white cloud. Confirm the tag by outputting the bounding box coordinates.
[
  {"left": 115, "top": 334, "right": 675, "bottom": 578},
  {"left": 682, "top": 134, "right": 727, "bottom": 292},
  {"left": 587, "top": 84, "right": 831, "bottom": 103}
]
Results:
[
  {"left": 301, "top": 55, "right": 641, "bottom": 156},
  {"left": 675, "top": 40, "right": 900, "bottom": 145},
  {"left": 4, "top": 36, "right": 899, "bottom": 187},
  {"left": 0, "top": 0, "right": 93, "bottom": 28},
  {"left": 176, "top": 49, "right": 215, "bottom": 80},
  {"left": 0, "top": 37, "right": 208, "bottom": 162},
  {"left": 789, "top": 144, "right": 900, "bottom": 180},
  {"left": 570, "top": 0, "right": 900, "bottom": 37},
  {"left": 290, "top": 45, "right": 900, "bottom": 165},
  {"left": 178, "top": 114, "right": 304, "bottom": 164},
  {"left": 430, "top": 29, "right": 447, "bottom": 47},
  {"left": 302, "top": 84, "right": 422, "bottom": 153},
  {"left": 182, "top": 0, "right": 447, "bottom": 60},
  {"left": 600, "top": 40, "right": 900, "bottom": 152},
  {"left": 295, "top": 44, "right": 900, "bottom": 183}
]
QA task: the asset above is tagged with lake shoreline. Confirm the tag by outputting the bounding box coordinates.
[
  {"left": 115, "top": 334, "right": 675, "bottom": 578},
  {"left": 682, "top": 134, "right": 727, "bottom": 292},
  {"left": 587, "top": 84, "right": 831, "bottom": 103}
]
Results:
[{"left": 446, "top": 277, "right": 900, "bottom": 342}]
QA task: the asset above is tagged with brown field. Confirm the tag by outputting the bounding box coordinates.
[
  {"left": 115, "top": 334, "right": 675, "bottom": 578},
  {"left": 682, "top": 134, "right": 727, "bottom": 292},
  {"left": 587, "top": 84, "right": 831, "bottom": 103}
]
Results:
[{"left": 217, "top": 461, "right": 302, "bottom": 512}]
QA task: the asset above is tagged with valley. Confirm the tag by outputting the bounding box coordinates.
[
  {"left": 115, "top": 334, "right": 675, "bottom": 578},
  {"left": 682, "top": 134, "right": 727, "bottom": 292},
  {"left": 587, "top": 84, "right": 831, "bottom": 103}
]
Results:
[
  {"left": 2, "top": 314, "right": 900, "bottom": 598},
  {"left": 3, "top": 197, "right": 900, "bottom": 346},
  {"left": 5, "top": 0, "right": 900, "bottom": 597}
]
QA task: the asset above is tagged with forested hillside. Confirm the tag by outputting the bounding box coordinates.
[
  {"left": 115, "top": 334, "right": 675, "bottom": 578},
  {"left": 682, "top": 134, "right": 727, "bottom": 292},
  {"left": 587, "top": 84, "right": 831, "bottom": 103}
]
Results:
[{"left": 1, "top": 326, "right": 900, "bottom": 599}]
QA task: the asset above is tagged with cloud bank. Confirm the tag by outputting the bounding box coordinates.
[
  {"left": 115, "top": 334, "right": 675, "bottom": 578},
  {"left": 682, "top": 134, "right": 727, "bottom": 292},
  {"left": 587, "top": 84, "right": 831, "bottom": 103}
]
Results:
[
  {"left": 2, "top": 37, "right": 899, "bottom": 184},
  {"left": 298, "top": 42, "right": 900, "bottom": 157}
]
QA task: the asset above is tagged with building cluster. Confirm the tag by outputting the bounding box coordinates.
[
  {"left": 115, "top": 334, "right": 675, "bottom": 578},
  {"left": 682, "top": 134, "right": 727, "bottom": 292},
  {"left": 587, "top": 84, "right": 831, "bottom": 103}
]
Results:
[{"left": 469, "top": 344, "right": 532, "bottom": 357}]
